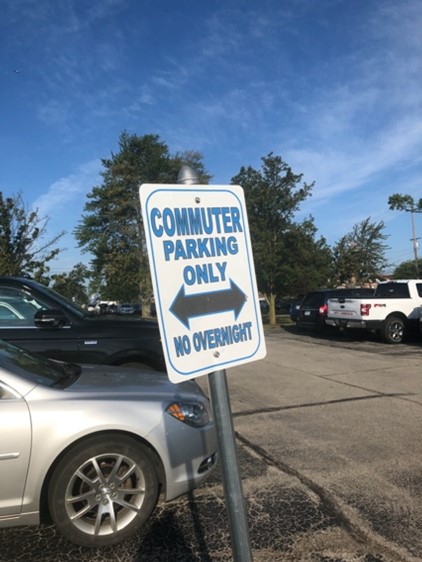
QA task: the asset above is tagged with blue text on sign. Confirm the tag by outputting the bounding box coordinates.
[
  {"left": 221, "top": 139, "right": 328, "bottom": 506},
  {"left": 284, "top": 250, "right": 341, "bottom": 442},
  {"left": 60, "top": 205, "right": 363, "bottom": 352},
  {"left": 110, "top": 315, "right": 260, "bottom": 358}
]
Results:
[
  {"left": 151, "top": 206, "right": 243, "bottom": 237},
  {"left": 173, "top": 321, "right": 253, "bottom": 357},
  {"left": 163, "top": 236, "right": 238, "bottom": 261}
]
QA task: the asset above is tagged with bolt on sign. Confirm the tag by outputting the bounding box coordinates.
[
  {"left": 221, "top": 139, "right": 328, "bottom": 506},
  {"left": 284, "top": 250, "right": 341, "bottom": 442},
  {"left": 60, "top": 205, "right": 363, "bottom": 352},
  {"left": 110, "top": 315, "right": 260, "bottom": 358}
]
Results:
[{"left": 140, "top": 184, "right": 266, "bottom": 383}]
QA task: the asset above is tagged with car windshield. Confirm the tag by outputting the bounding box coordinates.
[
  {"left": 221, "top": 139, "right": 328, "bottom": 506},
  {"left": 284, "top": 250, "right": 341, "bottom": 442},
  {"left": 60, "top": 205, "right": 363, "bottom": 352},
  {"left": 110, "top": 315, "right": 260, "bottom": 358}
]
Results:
[{"left": 0, "top": 340, "right": 81, "bottom": 388}]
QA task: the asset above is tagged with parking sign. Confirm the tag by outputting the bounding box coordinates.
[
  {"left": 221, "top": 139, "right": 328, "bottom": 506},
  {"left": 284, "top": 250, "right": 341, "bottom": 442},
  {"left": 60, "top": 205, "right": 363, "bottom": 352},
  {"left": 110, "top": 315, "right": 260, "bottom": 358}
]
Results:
[{"left": 140, "top": 183, "right": 266, "bottom": 383}]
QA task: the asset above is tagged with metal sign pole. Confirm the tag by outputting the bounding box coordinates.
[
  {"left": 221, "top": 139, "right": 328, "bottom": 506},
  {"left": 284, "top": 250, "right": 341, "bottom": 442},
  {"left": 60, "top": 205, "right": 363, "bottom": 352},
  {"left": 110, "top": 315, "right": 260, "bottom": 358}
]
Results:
[
  {"left": 208, "top": 369, "right": 253, "bottom": 562},
  {"left": 178, "top": 166, "right": 253, "bottom": 561}
]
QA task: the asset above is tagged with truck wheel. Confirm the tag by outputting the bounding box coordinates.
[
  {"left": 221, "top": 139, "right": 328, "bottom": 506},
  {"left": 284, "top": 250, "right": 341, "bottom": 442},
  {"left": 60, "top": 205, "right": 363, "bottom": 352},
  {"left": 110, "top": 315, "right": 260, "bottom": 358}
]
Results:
[{"left": 382, "top": 316, "right": 405, "bottom": 344}]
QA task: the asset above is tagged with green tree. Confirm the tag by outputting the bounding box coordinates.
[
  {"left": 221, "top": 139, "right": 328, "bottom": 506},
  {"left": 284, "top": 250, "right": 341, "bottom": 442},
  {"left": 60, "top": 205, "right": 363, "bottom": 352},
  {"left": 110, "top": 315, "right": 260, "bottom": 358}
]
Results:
[
  {"left": 231, "top": 153, "right": 314, "bottom": 325},
  {"left": 0, "top": 192, "right": 64, "bottom": 282},
  {"left": 74, "top": 131, "right": 211, "bottom": 312},
  {"left": 388, "top": 193, "right": 422, "bottom": 212},
  {"left": 51, "top": 263, "right": 90, "bottom": 304},
  {"left": 333, "top": 218, "right": 389, "bottom": 286},
  {"left": 281, "top": 219, "right": 334, "bottom": 296},
  {"left": 392, "top": 259, "right": 422, "bottom": 279}
]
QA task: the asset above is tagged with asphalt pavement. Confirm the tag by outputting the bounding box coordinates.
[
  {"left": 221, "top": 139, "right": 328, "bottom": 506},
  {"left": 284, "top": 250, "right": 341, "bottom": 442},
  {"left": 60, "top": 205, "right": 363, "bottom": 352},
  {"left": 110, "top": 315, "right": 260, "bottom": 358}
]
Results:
[
  {"left": 1, "top": 325, "right": 421, "bottom": 561},
  {"left": 227, "top": 326, "right": 422, "bottom": 562}
]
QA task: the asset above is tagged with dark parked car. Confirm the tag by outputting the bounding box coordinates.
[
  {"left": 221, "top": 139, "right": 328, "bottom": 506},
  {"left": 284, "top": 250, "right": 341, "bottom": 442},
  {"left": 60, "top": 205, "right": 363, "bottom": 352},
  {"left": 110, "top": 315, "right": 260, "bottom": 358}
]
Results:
[
  {"left": 296, "top": 287, "right": 375, "bottom": 330},
  {"left": 0, "top": 277, "right": 165, "bottom": 370},
  {"left": 259, "top": 298, "right": 270, "bottom": 314},
  {"left": 289, "top": 294, "right": 305, "bottom": 322}
]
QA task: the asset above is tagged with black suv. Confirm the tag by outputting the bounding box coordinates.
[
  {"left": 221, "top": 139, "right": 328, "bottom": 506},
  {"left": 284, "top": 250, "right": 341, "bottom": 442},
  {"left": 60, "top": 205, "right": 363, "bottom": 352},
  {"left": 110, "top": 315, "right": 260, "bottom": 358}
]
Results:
[
  {"left": 0, "top": 277, "right": 165, "bottom": 370},
  {"left": 297, "top": 287, "right": 375, "bottom": 330}
]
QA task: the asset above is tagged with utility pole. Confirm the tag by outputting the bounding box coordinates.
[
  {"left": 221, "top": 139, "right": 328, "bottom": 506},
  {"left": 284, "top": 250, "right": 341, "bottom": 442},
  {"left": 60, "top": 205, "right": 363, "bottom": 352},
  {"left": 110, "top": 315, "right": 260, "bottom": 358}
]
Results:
[
  {"left": 387, "top": 194, "right": 421, "bottom": 279},
  {"left": 410, "top": 209, "right": 420, "bottom": 278}
]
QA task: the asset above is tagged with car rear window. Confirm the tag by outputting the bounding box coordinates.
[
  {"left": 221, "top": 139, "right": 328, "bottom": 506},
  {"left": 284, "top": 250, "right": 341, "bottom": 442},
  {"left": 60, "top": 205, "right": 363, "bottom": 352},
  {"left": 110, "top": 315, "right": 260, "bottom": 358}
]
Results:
[
  {"left": 302, "top": 288, "right": 374, "bottom": 307},
  {"left": 375, "top": 283, "right": 410, "bottom": 298},
  {"left": 301, "top": 293, "right": 325, "bottom": 307}
]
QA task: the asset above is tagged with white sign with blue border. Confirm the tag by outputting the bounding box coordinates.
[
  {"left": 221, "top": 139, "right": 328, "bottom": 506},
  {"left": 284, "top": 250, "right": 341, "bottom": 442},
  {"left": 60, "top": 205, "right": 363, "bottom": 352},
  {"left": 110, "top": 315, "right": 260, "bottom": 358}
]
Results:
[{"left": 140, "top": 183, "right": 266, "bottom": 383}]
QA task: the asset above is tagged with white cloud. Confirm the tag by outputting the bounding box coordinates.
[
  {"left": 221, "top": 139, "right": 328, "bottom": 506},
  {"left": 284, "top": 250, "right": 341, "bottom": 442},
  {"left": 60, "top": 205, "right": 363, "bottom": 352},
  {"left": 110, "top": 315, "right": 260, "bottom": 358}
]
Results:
[
  {"left": 33, "top": 159, "right": 101, "bottom": 217},
  {"left": 286, "top": 116, "right": 422, "bottom": 206},
  {"left": 29, "top": 160, "right": 102, "bottom": 274},
  {"left": 37, "top": 99, "right": 71, "bottom": 127}
]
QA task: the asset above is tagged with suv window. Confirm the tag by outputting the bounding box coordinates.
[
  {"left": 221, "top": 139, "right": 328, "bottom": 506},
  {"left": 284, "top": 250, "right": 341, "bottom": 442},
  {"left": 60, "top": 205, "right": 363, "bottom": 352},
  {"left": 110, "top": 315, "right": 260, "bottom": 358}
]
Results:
[
  {"left": 0, "top": 287, "right": 45, "bottom": 327},
  {"left": 376, "top": 283, "right": 410, "bottom": 298}
]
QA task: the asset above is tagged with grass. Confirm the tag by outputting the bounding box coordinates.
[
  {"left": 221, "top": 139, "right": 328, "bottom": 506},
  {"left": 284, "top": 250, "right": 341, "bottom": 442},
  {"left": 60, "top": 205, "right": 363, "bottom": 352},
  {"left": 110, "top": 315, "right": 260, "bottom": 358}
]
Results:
[{"left": 261, "top": 313, "right": 293, "bottom": 327}]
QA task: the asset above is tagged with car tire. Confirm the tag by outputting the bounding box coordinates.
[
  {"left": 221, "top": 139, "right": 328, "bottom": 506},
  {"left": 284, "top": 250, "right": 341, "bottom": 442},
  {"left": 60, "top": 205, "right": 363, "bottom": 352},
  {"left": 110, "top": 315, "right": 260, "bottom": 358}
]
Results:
[
  {"left": 48, "top": 434, "right": 159, "bottom": 547},
  {"left": 382, "top": 316, "right": 405, "bottom": 344}
]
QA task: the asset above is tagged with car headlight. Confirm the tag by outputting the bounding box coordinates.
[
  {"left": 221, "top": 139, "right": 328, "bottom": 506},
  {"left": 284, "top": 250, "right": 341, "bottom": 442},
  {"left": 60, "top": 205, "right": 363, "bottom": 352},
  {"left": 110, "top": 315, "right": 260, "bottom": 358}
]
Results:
[{"left": 166, "top": 401, "right": 210, "bottom": 428}]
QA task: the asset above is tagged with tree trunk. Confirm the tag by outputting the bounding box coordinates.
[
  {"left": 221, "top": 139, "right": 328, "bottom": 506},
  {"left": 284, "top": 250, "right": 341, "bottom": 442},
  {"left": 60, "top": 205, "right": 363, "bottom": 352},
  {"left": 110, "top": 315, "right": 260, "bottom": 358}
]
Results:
[{"left": 269, "top": 293, "right": 277, "bottom": 326}]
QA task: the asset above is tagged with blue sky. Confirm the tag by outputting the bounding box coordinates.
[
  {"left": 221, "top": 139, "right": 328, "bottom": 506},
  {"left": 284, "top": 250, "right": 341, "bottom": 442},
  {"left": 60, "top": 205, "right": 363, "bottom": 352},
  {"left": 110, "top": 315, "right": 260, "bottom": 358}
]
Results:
[{"left": 1, "top": 0, "right": 421, "bottom": 275}]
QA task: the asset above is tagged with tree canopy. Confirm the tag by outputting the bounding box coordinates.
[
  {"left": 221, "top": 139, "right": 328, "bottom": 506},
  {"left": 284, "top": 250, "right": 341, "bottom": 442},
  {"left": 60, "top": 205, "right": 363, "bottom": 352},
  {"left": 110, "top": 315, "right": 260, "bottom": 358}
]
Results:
[
  {"left": 280, "top": 219, "right": 334, "bottom": 295},
  {"left": 231, "top": 153, "right": 329, "bottom": 324},
  {"left": 74, "top": 131, "right": 211, "bottom": 310},
  {"left": 388, "top": 193, "right": 422, "bottom": 212},
  {"left": 67, "top": 134, "right": 397, "bottom": 316},
  {"left": 0, "top": 192, "right": 64, "bottom": 282},
  {"left": 332, "top": 218, "right": 389, "bottom": 286},
  {"left": 392, "top": 259, "right": 422, "bottom": 279},
  {"left": 51, "top": 263, "right": 90, "bottom": 303}
]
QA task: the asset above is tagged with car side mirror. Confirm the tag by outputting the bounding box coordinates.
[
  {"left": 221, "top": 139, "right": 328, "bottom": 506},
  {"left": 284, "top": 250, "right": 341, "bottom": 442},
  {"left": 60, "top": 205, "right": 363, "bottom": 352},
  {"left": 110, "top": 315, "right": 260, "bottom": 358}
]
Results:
[{"left": 34, "top": 309, "right": 68, "bottom": 328}]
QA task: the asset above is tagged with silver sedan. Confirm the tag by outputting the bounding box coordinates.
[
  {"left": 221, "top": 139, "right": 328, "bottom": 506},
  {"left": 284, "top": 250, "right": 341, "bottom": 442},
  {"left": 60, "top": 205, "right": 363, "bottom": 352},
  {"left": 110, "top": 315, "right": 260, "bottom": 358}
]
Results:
[{"left": 0, "top": 340, "right": 217, "bottom": 547}]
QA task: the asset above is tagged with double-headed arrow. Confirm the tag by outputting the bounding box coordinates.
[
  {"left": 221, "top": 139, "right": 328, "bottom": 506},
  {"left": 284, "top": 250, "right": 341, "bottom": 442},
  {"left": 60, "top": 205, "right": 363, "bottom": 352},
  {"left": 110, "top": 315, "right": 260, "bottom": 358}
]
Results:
[{"left": 170, "top": 279, "right": 246, "bottom": 329}]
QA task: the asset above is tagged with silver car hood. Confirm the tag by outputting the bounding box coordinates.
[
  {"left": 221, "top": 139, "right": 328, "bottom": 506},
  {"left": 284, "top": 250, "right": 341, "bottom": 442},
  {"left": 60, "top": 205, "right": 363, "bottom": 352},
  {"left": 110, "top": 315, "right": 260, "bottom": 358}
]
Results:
[{"left": 69, "top": 364, "right": 205, "bottom": 400}]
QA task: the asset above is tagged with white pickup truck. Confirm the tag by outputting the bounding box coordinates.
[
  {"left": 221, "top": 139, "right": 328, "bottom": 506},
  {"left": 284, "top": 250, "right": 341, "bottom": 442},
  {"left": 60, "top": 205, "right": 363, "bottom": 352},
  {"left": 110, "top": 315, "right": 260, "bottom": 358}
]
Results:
[{"left": 326, "top": 280, "right": 422, "bottom": 343}]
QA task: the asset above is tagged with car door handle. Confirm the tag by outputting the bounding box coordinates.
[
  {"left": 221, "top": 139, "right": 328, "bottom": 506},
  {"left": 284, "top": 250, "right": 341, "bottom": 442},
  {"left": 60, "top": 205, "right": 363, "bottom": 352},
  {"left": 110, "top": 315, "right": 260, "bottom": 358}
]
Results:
[{"left": 0, "top": 452, "right": 20, "bottom": 460}]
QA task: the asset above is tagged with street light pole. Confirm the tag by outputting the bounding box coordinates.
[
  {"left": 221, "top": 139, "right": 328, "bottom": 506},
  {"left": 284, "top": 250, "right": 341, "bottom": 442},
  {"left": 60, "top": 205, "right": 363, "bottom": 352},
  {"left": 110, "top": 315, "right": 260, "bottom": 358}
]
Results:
[{"left": 409, "top": 209, "right": 420, "bottom": 278}]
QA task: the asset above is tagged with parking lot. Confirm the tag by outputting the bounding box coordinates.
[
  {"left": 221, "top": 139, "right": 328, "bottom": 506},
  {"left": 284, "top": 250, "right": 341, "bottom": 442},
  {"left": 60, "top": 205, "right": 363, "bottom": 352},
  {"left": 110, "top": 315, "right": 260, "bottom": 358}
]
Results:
[{"left": 1, "top": 326, "right": 421, "bottom": 562}]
